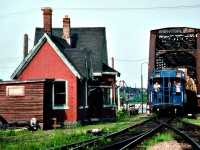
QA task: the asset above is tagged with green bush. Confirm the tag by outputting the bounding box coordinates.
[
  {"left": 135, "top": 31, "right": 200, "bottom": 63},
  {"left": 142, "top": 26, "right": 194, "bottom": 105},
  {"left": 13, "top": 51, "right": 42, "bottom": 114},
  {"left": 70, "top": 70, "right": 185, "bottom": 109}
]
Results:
[{"left": 116, "top": 109, "right": 128, "bottom": 120}]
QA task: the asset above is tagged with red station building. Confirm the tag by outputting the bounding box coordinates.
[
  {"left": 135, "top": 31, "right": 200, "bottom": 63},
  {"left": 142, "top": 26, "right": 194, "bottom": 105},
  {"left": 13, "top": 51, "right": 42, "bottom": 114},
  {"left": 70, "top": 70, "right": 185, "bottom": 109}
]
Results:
[{"left": 0, "top": 7, "right": 120, "bottom": 129}]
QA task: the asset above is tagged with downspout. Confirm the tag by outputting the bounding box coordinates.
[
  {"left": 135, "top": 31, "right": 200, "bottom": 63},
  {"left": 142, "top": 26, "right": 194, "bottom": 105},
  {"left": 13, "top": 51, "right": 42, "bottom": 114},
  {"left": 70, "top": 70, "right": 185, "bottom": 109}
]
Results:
[
  {"left": 113, "top": 83, "right": 115, "bottom": 105},
  {"left": 85, "top": 80, "right": 88, "bottom": 108}
]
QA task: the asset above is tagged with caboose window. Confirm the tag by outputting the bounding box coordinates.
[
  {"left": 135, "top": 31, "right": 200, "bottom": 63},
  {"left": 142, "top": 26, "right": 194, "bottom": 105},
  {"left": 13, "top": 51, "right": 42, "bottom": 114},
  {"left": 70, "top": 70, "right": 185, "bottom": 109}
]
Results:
[
  {"left": 155, "top": 72, "right": 160, "bottom": 77},
  {"left": 174, "top": 81, "right": 181, "bottom": 93},
  {"left": 53, "top": 80, "right": 69, "bottom": 110},
  {"left": 176, "top": 72, "right": 181, "bottom": 77}
]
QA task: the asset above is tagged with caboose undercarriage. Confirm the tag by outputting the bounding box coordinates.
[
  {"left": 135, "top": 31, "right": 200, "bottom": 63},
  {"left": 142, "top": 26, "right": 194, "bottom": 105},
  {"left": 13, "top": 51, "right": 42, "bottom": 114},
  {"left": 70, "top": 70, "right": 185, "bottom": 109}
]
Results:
[{"left": 151, "top": 104, "right": 185, "bottom": 116}]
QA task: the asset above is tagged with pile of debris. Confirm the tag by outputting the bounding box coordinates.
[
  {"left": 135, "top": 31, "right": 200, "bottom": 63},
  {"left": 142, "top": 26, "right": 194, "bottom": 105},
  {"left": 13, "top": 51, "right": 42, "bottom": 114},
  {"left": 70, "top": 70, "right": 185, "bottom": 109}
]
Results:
[{"left": 0, "top": 116, "right": 38, "bottom": 131}]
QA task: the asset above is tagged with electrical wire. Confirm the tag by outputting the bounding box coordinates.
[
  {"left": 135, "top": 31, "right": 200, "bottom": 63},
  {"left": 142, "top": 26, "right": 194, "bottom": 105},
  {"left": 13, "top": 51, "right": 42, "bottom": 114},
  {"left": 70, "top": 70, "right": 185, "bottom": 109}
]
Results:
[
  {"left": 110, "top": 53, "right": 159, "bottom": 63},
  {"left": 0, "top": 8, "right": 38, "bottom": 19},
  {"left": 113, "top": 58, "right": 148, "bottom": 62},
  {"left": 0, "top": 67, "right": 17, "bottom": 68},
  {"left": 0, "top": 4, "right": 200, "bottom": 20},
  {"left": 0, "top": 4, "right": 199, "bottom": 66},
  {"left": 0, "top": 57, "right": 22, "bottom": 64},
  {"left": 55, "top": 4, "right": 200, "bottom": 11}
]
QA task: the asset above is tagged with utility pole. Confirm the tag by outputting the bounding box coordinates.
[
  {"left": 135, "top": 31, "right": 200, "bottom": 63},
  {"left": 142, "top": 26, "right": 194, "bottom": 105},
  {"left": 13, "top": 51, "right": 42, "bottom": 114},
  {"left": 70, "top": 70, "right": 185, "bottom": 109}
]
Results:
[{"left": 141, "top": 62, "right": 149, "bottom": 113}]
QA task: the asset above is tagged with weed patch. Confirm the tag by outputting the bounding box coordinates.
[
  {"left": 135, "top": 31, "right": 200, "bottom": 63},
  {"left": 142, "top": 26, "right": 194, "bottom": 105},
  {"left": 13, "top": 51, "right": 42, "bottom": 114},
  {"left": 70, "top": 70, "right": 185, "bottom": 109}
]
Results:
[
  {"left": 182, "top": 118, "right": 200, "bottom": 126},
  {"left": 0, "top": 114, "right": 155, "bottom": 149},
  {"left": 140, "top": 131, "right": 175, "bottom": 149}
]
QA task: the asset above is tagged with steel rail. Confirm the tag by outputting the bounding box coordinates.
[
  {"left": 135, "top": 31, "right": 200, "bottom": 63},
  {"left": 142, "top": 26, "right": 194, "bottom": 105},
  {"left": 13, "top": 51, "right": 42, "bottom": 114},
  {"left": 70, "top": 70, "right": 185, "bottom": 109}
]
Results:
[
  {"left": 120, "top": 122, "right": 199, "bottom": 150},
  {"left": 155, "top": 116, "right": 175, "bottom": 124},
  {"left": 99, "top": 117, "right": 172, "bottom": 150},
  {"left": 163, "top": 123, "right": 200, "bottom": 149},
  {"left": 169, "top": 118, "right": 200, "bottom": 146},
  {"left": 95, "top": 118, "right": 161, "bottom": 150},
  {"left": 96, "top": 132, "right": 149, "bottom": 150},
  {"left": 120, "top": 124, "right": 163, "bottom": 150},
  {"left": 51, "top": 116, "right": 157, "bottom": 150}
]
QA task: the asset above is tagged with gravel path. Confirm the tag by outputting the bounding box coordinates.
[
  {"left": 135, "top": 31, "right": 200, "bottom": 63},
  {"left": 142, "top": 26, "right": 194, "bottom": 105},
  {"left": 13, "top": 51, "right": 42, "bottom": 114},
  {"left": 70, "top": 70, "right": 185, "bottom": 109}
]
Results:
[{"left": 148, "top": 140, "right": 193, "bottom": 150}]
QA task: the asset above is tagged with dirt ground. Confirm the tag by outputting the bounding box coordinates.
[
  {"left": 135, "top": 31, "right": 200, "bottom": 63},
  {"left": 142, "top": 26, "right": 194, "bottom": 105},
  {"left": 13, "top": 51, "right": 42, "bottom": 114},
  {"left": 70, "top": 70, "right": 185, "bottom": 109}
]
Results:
[
  {"left": 148, "top": 140, "right": 193, "bottom": 150},
  {"left": 136, "top": 114, "right": 194, "bottom": 150}
]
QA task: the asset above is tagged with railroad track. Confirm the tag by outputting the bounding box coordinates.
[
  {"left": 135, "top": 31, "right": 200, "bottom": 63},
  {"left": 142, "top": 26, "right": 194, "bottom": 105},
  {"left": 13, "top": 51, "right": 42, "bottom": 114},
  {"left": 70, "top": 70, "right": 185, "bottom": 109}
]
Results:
[
  {"left": 97, "top": 117, "right": 172, "bottom": 150},
  {"left": 168, "top": 118, "right": 200, "bottom": 149},
  {"left": 120, "top": 117, "right": 200, "bottom": 150},
  {"left": 97, "top": 117, "right": 160, "bottom": 150},
  {"left": 49, "top": 116, "right": 200, "bottom": 150},
  {"left": 49, "top": 116, "right": 157, "bottom": 149}
]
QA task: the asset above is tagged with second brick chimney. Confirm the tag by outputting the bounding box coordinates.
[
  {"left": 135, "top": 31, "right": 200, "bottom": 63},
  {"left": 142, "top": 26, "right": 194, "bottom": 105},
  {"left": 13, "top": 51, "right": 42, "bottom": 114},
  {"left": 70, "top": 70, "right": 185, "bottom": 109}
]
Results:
[
  {"left": 41, "top": 7, "right": 52, "bottom": 36},
  {"left": 62, "top": 15, "right": 71, "bottom": 45}
]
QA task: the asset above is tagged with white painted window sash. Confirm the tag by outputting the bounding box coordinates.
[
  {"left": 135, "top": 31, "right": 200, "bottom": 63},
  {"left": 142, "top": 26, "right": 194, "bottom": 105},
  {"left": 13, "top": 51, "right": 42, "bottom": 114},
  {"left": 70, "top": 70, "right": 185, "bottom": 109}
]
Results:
[{"left": 52, "top": 80, "right": 69, "bottom": 110}]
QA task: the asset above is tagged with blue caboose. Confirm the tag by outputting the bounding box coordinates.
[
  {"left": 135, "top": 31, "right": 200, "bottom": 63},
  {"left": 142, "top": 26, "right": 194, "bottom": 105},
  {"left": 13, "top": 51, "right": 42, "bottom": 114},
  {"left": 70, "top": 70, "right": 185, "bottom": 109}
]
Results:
[{"left": 149, "top": 70, "right": 186, "bottom": 114}]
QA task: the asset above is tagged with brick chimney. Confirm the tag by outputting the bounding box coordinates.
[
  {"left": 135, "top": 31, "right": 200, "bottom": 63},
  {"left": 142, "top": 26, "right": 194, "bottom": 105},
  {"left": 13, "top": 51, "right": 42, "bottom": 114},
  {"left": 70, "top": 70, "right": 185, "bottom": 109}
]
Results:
[
  {"left": 62, "top": 15, "right": 71, "bottom": 45},
  {"left": 41, "top": 7, "right": 52, "bottom": 36}
]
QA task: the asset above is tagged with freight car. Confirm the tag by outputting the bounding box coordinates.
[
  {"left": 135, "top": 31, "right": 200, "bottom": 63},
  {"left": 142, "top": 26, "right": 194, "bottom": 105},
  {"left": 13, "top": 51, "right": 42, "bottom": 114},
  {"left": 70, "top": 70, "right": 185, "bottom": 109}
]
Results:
[{"left": 149, "top": 69, "right": 198, "bottom": 115}]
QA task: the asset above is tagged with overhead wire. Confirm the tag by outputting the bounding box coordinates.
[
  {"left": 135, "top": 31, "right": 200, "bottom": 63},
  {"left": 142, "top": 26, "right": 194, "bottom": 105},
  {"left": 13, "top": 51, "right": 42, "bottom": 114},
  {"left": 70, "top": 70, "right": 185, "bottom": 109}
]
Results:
[
  {"left": 28, "top": 38, "right": 34, "bottom": 44},
  {"left": 0, "top": 4, "right": 200, "bottom": 66},
  {"left": 0, "top": 4, "right": 200, "bottom": 20},
  {"left": 0, "top": 57, "right": 22, "bottom": 64},
  {"left": 0, "top": 67, "right": 17, "bottom": 68},
  {"left": 0, "top": 8, "right": 38, "bottom": 20},
  {"left": 110, "top": 51, "right": 160, "bottom": 63},
  {"left": 113, "top": 58, "right": 148, "bottom": 62},
  {"left": 55, "top": 4, "right": 200, "bottom": 11},
  {"left": 0, "top": 57, "right": 22, "bottom": 69}
]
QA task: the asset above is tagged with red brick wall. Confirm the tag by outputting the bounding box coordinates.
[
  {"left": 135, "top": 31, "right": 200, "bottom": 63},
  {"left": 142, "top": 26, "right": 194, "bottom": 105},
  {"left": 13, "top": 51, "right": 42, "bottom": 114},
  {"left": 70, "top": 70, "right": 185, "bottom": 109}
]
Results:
[{"left": 17, "top": 41, "right": 78, "bottom": 122}]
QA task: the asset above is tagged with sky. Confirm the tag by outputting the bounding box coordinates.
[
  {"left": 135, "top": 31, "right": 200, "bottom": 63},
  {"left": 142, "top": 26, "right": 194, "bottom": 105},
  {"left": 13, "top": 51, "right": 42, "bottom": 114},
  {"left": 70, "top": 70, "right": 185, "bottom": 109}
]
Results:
[{"left": 1, "top": 0, "right": 200, "bottom": 88}]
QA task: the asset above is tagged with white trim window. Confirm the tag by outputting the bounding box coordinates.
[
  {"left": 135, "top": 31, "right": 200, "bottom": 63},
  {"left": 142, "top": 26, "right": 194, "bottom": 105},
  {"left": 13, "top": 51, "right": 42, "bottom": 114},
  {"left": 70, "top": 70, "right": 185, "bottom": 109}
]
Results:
[
  {"left": 103, "top": 88, "right": 111, "bottom": 105},
  {"left": 52, "top": 80, "right": 69, "bottom": 110}
]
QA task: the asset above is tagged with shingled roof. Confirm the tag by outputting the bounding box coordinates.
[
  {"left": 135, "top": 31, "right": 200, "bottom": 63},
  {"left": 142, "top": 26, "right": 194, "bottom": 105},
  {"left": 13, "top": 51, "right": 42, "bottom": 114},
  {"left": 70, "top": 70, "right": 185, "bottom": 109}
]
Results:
[
  {"left": 34, "top": 27, "right": 108, "bottom": 75},
  {"left": 11, "top": 8, "right": 119, "bottom": 80}
]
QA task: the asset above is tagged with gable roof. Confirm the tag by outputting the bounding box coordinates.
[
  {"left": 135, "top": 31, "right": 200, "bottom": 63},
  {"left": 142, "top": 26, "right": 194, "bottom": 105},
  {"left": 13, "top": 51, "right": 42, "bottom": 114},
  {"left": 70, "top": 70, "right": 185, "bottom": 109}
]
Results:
[
  {"left": 11, "top": 26, "right": 119, "bottom": 80},
  {"left": 11, "top": 33, "right": 82, "bottom": 79},
  {"left": 102, "top": 63, "right": 120, "bottom": 77},
  {"left": 34, "top": 27, "right": 108, "bottom": 73}
]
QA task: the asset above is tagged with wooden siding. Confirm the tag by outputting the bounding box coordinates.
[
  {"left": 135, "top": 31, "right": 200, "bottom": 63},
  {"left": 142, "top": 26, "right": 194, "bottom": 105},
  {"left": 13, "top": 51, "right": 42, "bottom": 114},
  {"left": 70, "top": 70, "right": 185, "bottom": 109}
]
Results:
[{"left": 0, "top": 81, "right": 46, "bottom": 124}]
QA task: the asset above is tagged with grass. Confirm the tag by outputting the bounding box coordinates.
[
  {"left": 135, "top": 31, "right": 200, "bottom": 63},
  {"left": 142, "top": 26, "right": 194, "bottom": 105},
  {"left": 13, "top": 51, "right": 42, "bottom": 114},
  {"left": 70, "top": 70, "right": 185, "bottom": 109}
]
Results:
[
  {"left": 182, "top": 117, "right": 200, "bottom": 126},
  {"left": 0, "top": 113, "right": 155, "bottom": 150},
  {"left": 0, "top": 129, "right": 96, "bottom": 150},
  {"left": 141, "top": 131, "right": 175, "bottom": 149}
]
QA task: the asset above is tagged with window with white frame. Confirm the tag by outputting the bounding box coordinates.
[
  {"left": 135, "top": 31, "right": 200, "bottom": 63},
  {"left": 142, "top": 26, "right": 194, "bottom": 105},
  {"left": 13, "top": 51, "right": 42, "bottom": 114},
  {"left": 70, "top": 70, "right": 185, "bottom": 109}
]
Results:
[
  {"left": 103, "top": 88, "right": 111, "bottom": 105},
  {"left": 53, "top": 80, "right": 69, "bottom": 109}
]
